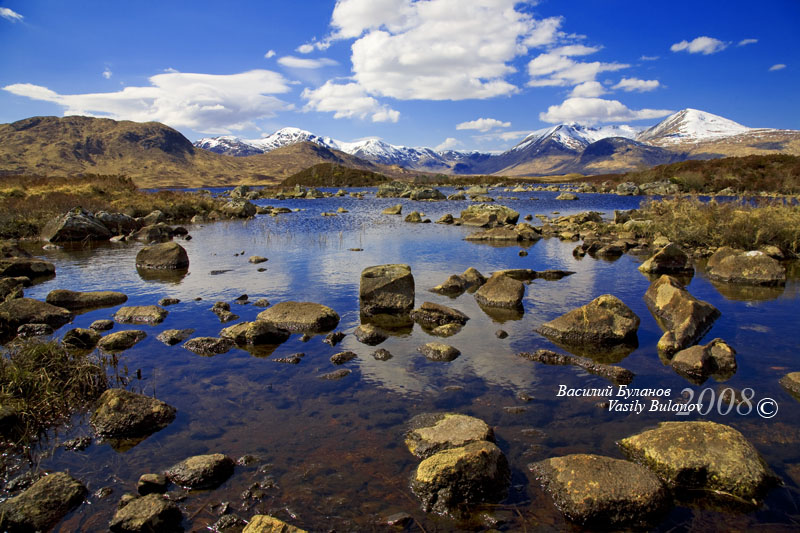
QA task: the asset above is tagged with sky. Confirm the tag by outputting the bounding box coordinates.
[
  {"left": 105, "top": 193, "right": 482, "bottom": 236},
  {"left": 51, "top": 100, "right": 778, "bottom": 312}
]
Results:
[{"left": 1, "top": 0, "right": 798, "bottom": 152}]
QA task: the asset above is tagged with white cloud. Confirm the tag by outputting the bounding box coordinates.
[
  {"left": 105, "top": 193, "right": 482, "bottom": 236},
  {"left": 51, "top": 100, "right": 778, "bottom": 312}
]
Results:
[
  {"left": 550, "top": 44, "right": 601, "bottom": 57},
  {"left": 640, "top": 55, "right": 659, "bottom": 61},
  {"left": 3, "top": 69, "right": 292, "bottom": 134},
  {"left": 302, "top": 81, "right": 399, "bottom": 122},
  {"left": 474, "top": 130, "right": 530, "bottom": 143},
  {"left": 264, "top": 50, "right": 276, "bottom": 59},
  {"left": 738, "top": 38, "right": 758, "bottom": 46},
  {"left": 569, "top": 81, "right": 606, "bottom": 97},
  {"left": 539, "top": 97, "right": 673, "bottom": 124},
  {"left": 296, "top": 44, "right": 315, "bottom": 54},
  {"left": 670, "top": 36, "right": 729, "bottom": 55},
  {"left": 323, "top": 0, "right": 562, "bottom": 100},
  {"left": 435, "top": 137, "right": 460, "bottom": 151},
  {"left": 769, "top": 64, "right": 786, "bottom": 71},
  {"left": 456, "top": 117, "right": 510, "bottom": 132},
  {"left": 527, "top": 49, "right": 628, "bottom": 87},
  {"left": 102, "top": 68, "right": 112, "bottom": 80},
  {"left": 0, "top": 7, "right": 23, "bottom": 22},
  {"left": 612, "top": 77, "right": 660, "bottom": 92},
  {"left": 277, "top": 56, "right": 338, "bottom": 69}
]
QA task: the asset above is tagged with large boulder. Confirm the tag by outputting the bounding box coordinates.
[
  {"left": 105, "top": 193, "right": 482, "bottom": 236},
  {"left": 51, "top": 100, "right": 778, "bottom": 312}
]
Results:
[
  {"left": 0, "top": 277, "right": 25, "bottom": 302},
  {"left": 114, "top": 305, "right": 168, "bottom": 325},
  {"left": 131, "top": 223, "right": 174, "bottom": 243},
  {"left": 638, "top": 243, "right": 694, "bottom": 275},
  {"left": 0, "top": 298, "right": 72, "bottom": 338},
  {"left": 135, "top": 242, "right": 189, "bottom": 270},
  {"left": 46, "top": 289, "right": 128, "bottom": 310},
  {"left": 0, "top": 472, "right": 87, "bottom": 532},
  {"left": 671, "top": 338, "right": 737, "bottom": 383},
  {"left": 407, "top": 186, "right": 446, "bottom": 201},
  {"left": 41, "top": 208, "right": 112, "bottom": 242},
  {"left": 109, "top": 493, "right": 183, "bottom": 533},
  {"left": 95, "top": 211, "right": 140, "bottom": 236},
  {"left": 91, "top": 389, "right": 176, "bottom": 440},
  {"left": 464, "top": 227, "right": 524, "bottom": 243},
  {"left": 220, "top": 321, "right": 290, "bottom": 345},
  {"left": 411, "top": 441, "right": 510, "bottom": 515},
  {"left": 530, "top": 454, "right": 669, "bottom": 528},
  {"left": 430, "top": 274, "right": 467, "bottom": 295},
  {"left": 459, "top": 204, "right": 519, "bottom": 227},
  {"left": 707, "top": 247, "right": 786, "bottom": 285},
  {"left": 644, "top": 275, "right": 720, "bottom": 357},
  {"left": 165, "top": 453, "right": 235, "bottom": 489},
  {"left": 221, "top": 199, "right": 257, "bottom": 218},
  {"left": 618, "top": 421, "right": 778, "bottom": 501},
  {"left": 98, "top": 330, "right": 147, "bottom": 352},
  {"left": 0, "top": 257, "right": 55, "bottom": 279},
  {"left": 474, "top": 272, "right": 524, "bottom": 310},
  {"left": 257, "top": 302, "right": 339, "bottom": 333},
  {"left": 405, "top": 413, "right": 494, "bottom": 459},
  {"left": 62, "top": 327, "right": 102, "bottom": 350},
  {"left": 243, "top": 515, "right": 307, "bottom": 533},
  {"left": 537, "top": 294, "right": 640, "bottom": 349},
  {"left": 410, "top": 302, "right": 469, "bottom": 329},
  {"left": 359, "top": 264, "right": 415, "bottom": 317}
]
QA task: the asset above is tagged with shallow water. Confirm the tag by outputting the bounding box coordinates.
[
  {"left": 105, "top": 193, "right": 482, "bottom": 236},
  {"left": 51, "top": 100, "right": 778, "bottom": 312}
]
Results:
[{"left": 7, "top": 188, "right": 800, "bottom": 532}]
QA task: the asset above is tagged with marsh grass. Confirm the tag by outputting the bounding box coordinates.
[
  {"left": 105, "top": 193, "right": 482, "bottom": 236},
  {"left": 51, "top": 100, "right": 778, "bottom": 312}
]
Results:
[
  {"left": 639, "top": 197, "right": 800, "bottom": 253},
  {"left": 0, "top": 339, "right": 109, "bottom": 443},
  {"left": 0, "top": 174, "right": 227, "bottom": 239}
]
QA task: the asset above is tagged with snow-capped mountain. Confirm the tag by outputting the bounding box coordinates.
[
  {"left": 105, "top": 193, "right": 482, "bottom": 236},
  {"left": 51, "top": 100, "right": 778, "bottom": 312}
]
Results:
[
  {"left": 636, "top": 109, "right": 752, "bottom": 145},
  {"left": 194, "top": 135, "right": 266, "bottom": 157},
  {"left": 247, "top": 127, "right": 339, "bottom": 152},
  {"left": 512, "top": 124, "right": 643, "bottom": 153}
]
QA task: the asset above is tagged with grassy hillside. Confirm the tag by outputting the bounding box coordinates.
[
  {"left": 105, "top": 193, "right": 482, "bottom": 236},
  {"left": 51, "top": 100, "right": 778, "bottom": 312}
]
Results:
[{"left": 280, "top": 163, "right": 391, "bottom": 187}]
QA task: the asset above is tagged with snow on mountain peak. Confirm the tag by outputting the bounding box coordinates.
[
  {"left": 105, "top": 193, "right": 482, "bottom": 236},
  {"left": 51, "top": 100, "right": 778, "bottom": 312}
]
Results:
[
  {"left": 636, "top": 108, "right": 752, "bottom": 144},
  {"left": 512, "top": 123, "right": 642, "bottom": 152}
]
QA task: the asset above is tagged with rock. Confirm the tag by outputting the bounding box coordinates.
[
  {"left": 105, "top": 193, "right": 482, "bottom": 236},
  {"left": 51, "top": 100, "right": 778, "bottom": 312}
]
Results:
[
  {"left": 638, "top": 243, "right": 694, "bottom": 275},
  {"left": 644, "top": 275, "right": 721, "bottom": 357},
  {"left": 707, "top": 248, "right": 786, "bottom": 285},
  {"left": 382, "top": 204, "right": 403, "bottom": 215},
  {"left": 91, "top": 389, "right": 176, "bottom": 439},
  {"left": 410, "top": 302, "right": 469, "bottom": 329},
  {"left": 16, "top": 323, "right": 54, "bottom": 338},
  {"left": 555, "top": 192, "right": 578, "bottom": 200},
  {"left": 460, "top": 204, "right": 519, "bottom": 227},
  {"left": 518, "top": 349, "right": 634, "bottom": 385},
  {"left": 323, "top": 331, "right": 345, "bottom": 346},
  {"left": 447, "top": 191, "right": 466, "bottom": 200},
  {"left": 461, "top": 267, "right": 487, "bottom": 288},
  {"left": 221, "top": 321, "right": 290, "bottom": 345},
  {"left": 319, "top": 368, "right": 352, "bottom": 380},
  {"left": 156, "top": 328, "right": 195, "bottom": 346},
  {"left": 530, "top": 454, "right": 669, "bottom": 527},
  {"left": 616, "top": 182, "right": 640, "bottom": 196},
  {"left": 618, "top": 421, "right": 779, "bottom": 501},
  {"left": 495, "top": 329, "right": 508, "bottom": 339},
  {"left": 431, "top": 323, "right": 462, "bottom": 337},
  {"left": 135, "top": 242, "right": 189, "bottom": 270},
  {"left": 411, "top": 441, "right": 510, "bottom": 516},
  {"left": 780, "top": 372, "right": 800, "bottom": 398},
  {"left": 98, "top": 330, "right": 147, "bottom": 352},
  {"left": 405, "top": 413, "right": 494, "bottom": 459},
  {"left": 372, "top": 348, "right": 393, "bottom": 361},
  {"left": 248, "top": 256, "right": 268, "bottom": 264},
  {"left": 109, "top": 493, "right": 182, "bottom": 533},
  {"left": 90, "top": 319, "right": 115, "bottom": 331},
  {"left": 95, "top": 211, "right": 139, "bottom": 235},
  {"left": 0, "top": 257, "right": 55, "bottom": 279},
  {"left": 0, "top": 277, "right": 25, "bottom": 302},
  {"left": 46, "top": 289, "right": 128, "bottom": 310},
  {"left": 354, "top": 323, "right": 388, "bottom": 345},
  {"left": 62, "top": 327, "right": 101, "bottom": 350},
  {"left": 183, "top": 336, "right": 235, "bottom": 356},
  {"left": 493, "top": 268, "right": 536, "bottom": 282},
  {"left": 0, "top": 298, "right": 72, "bottom": 337},
  {"left": 114, "top": 305, "right": 168, "bottom": 325},
  {"left": 404, "top": 211, "right": 422, "bottom": 223},
  {"left": 671, "top": 338, "right": 737, "bottom": 383},
  {"left": 41, "top": 208, "right": 112, "bottom": 242},
  {"left": 430, "top": 274, "right": 467, "bottom": 295},
  {"left": 359, "top": 264, "right": 415, "bottom": 317},
  {"left": 253, "top": 298, "right": 270, "bottom": 307},
  {"left": 257, "top": 301, "right": 339, "bottom": 333},
  {"left": 141, "top": 210, "right": 167, "bottom": 225},
  {"left": 407, "top": 186, "right": 446, "bottom": 201},
  {"left": 474, "top": 273, "right": 525, "bottom": 310},
  {"left": 436, "top": 213, "right": 454, "bottom": 224},
  {"left": 418, "top": 342, "right": 461, "bottom": 362},
  {"left": 331, "top": 351, "right": 357, "bottom": 365},
  {"left": 0, "top": 472, "right": 88, "bottom": 532},
  {"left": 537, "top": 294, "right": 640, "bottom": 349},
  {"left": 137, "top": 474, "right": 167, "bottom": 496},
  {"left": 243, "top": 515, "right": 308, "bottom": 533},
  {"left": 165, "top": 453, "right": 235, "bottom": 489},
  {"left": 158, "top": 297, "right": 180, "bottom": 306},
  {"left": 221, "top": 199, "right": 257, "bottom": 218},
  {"left": 130, "top": 223, "right": 175, "bottom": 243},
  {"left": 465, "top": 227, "right": 523, "bottom": 242}
]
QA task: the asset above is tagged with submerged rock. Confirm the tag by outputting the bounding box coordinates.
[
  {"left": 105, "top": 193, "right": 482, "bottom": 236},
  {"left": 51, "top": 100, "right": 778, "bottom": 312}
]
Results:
[
  {"left": 91, "top": 389, "right": 176, "bottom": 440},
  {"left": 109, "top": 493, "right": 182, "bottom": 533},
  {"left": 410, "top": 302, "right": 469, "bottom": 329},
  {"left": 537, "top": 294, "right": 640, "bottom": 349},
  {"left": 618, "top": 421, "right": 779, "bottom": 501},
  {"left": 359, "top": 264, "right": 415, "bottom": 317},
  {"left": 98, "top": 330, "right": 147, "bottom": 352},
  {"left": 165, "top": 453, "right": 235, "bottom": 489},
  {"left": 183, "top": 336, "right": 235, "bottom": 356},
  {"left": 257, "top": 301, "right": 339, "bottom": 333},
  {"left": 135, "top": 242, "right": 189, "bottom": 270},
  {"left": 474, "top": 272, "right": 524, "bottom": 310},
  {"left": 518, "top": 349, "right": 634, "bottom": 385},
  {"left": 530, "top": 454, "right": 669, "bottom": 528},
  {"left": 331, "top": 351, "right": 357, "bottom": 365},
  {"left": 0, "top": 472, "right": 88, "bottom": 532},
  {"left": 114, "top": 305, "right": 168, "bottom": 325},
  {"left": 156, "top": 328, "right": 195, "bottom": 346},
  {"left": 405, "top": 413, "right": 495, "bottom": 459},
  {"left": 46, "top": 289, "right": 128, "bottom": 310}
]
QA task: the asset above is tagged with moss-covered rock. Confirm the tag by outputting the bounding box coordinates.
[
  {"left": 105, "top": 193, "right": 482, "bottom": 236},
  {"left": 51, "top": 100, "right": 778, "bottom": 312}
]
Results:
[
  {"left": 257, "top": 301, "right": 339, "bottom": 333},
  {"left": 0, "top": 472, "right": 87, "bottom": 532},
  {"left": 405, "top": 413, "right": 494, "bottom": 459},
  {"left": 165, "top": 453, "right": 235, "bottom": 489},
  {"left": 537, "top": 294, "right": 639, "bottom": 348},
  {"left": 46, "top": 289, "right": 128, "bottom": 310},
  {"left": 90, "top": 388, "right": 176, "bottom": 440}
]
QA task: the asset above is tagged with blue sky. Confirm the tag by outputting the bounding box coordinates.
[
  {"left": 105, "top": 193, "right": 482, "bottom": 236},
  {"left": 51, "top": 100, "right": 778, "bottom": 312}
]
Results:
[{"left": 1, "top": 0, "right": 797, "bottom": 152}]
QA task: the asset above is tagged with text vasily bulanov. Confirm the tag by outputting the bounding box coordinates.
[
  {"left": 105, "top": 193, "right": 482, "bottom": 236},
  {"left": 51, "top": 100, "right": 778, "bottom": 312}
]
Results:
[{"left": 556, "top": 385, "right": 688, "bottom": 415}]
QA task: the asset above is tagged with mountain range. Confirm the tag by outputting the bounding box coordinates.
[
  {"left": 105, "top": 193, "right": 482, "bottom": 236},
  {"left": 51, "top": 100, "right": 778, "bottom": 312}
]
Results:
[{"left": 195, "top": 109, "right": 800, "bottom": 176}]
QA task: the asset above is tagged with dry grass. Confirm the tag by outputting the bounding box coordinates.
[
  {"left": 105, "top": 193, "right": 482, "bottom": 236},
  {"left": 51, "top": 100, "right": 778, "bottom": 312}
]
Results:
[{"left": 638, "top": 197, "right": 800, "bottom": 253}]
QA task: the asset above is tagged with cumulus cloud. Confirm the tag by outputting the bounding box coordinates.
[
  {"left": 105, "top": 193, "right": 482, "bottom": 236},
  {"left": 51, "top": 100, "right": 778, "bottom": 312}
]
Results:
[
  {"left": 612, "top": 77, "right": 660, "bottom": 92},
  {"left": 102, "top": 68, "right": 112, "bottom": 80},
  {"left": 670, "top": 36, "right": 728, "bottom": 55},
  {"left": 769, "top": 64, "right": 786, "bottom": 71},
  {"left": 302, "top": 81, "right": 399, "bottom": 122},
  {"left": 3, "top": 69, "right": 292, "bottom": 134},
  {"left": 277, "top": 56, "right": 338, "bottom": 69},
  {"left": 456, "top": 117, "right": 510, "bottom": 132},
  {"left": 435, "top": 137, "right": 460, "bottom": 151},
  {"left": 527, "top": 46, "right": 628, "bottom": 87},
  {"left": 738, "top": 38, "right": 758, "bottom": 46},
  {"left": 474, "top": 130, "right": 530, "bottom": 143},
  {"left": 569, "top": 81, "right": 606, "bottom": 97},
  {"left": 264, "top": 50, "right": 276, "bottom": 59},
  {"left": 539, "top": 97, "right": 673, "bottom": 124},
  {"left": 0, "top": 7, "right": 23, "bottom": 22}
]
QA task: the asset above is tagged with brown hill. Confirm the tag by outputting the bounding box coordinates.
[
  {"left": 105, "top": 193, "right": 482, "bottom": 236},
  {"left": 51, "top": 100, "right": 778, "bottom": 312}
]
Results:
[{"left": 0, "top": 116, "right": 397, "bottom": 188}]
